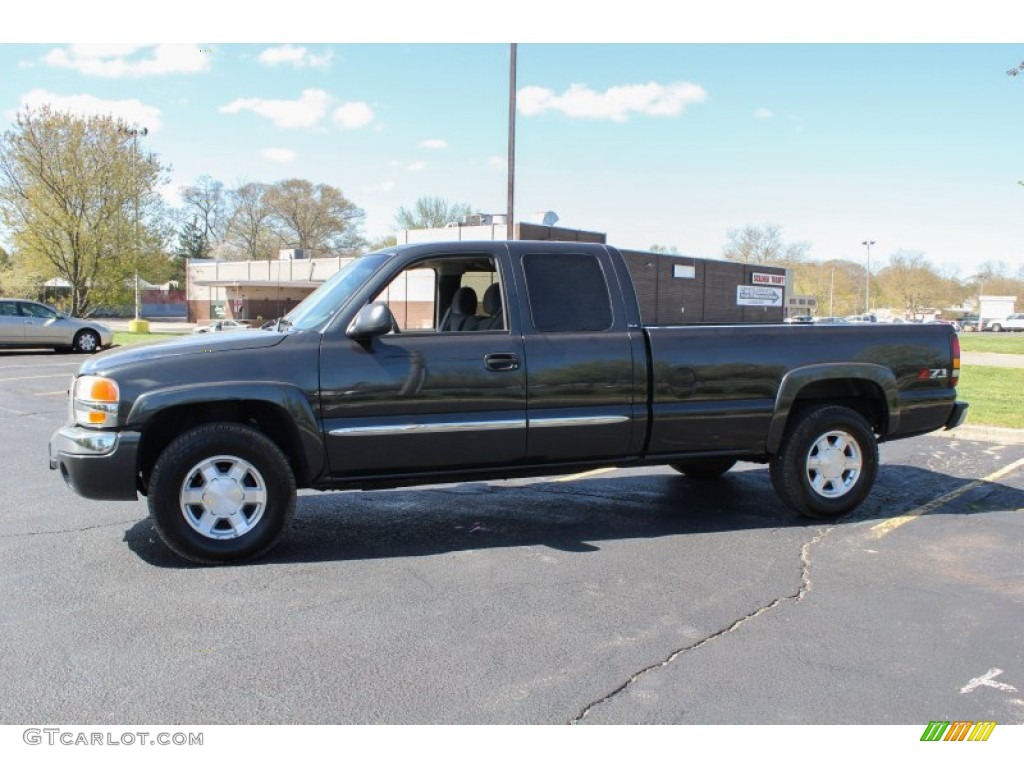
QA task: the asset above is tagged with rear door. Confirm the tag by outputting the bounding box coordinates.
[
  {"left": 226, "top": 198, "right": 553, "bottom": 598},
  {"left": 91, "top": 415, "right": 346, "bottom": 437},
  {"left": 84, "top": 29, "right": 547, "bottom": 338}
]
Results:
[
  {"left": 509, "top": 244, "right": 647, "bottom": 463},
  {"left": 0, "top": 301, "right": 23, "bottom": 344}
]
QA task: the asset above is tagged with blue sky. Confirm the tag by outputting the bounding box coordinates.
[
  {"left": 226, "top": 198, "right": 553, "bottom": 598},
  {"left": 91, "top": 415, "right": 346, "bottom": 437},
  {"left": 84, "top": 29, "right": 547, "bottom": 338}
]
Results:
[{"left": 2, "top": 6, "right": 1022, "bottom": 278}]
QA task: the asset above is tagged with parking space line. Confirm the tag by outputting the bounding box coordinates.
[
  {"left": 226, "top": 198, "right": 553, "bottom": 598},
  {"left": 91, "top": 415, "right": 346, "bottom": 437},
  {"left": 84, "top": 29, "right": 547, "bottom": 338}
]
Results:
[
  {"left": 553, "top": 467, "right": 617, "bottom": 483},
  {"left": 0, "top": 373, "right": 73, "bottom": 383},
  {"left": 871, "top": 456, "right": 1024, "bottom": 539}
]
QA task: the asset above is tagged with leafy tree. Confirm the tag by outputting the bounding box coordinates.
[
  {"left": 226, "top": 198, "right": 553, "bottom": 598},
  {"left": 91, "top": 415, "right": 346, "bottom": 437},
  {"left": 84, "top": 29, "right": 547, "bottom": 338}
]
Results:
[
  {"left": 266, "top": 178, "right": 365, "bottom": 257},
  {"left": 791, "top": 259, "right": 864, "bottom": 317},
  {"left": 223, "top": 181, "right": 277, "bottom": 260},
  {"left": 366, "top": 234, "right": 398, "bottom": 251},
  {"left": 723, "top": 223, "right": 810, "bottom": 266},
  {"left": 649, "top": 244, "right": 680, "bottom": 255},
  {"left": 0, "top": 107, "right": 169, "bottom": 315},
  {"left": 395, "top": 196, "right": 473, "bottom": 230},
  {"left": 174, "top": 216, "right": 210, "bottom": 261},
  {"left": 875, "top": 250, "right": 950, "bottom": 316}
]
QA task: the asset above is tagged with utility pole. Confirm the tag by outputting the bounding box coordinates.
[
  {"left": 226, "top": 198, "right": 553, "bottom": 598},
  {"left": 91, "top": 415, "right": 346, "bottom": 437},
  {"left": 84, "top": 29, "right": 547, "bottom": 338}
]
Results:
[
  {"left": 861, "top": 239, "right": 875, "bottom": 315},
  {"left": 506, "top": 43, "right": 517, "bottom": 241}
]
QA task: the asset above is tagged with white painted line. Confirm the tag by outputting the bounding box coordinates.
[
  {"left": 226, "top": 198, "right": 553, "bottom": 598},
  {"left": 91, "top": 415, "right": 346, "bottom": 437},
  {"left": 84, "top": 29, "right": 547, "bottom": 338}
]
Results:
[
  {"left": 0, "top": 373, "right": 73, "bottom": 383},
  {"left": 960, "top": 668, "right": 1018, "bottom": 695},
  {"left": 871, "top": 456, "right": 1024, "bottom": 539},
  {"left": 552, "top": 467, "right": 617, "bottom": 483}
]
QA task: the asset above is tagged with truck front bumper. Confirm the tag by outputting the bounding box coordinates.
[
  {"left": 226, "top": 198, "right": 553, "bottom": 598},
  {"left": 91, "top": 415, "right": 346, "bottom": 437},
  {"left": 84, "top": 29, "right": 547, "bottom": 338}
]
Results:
[{"left": 49, "top": 425, "right": 141, "bottom": 501}]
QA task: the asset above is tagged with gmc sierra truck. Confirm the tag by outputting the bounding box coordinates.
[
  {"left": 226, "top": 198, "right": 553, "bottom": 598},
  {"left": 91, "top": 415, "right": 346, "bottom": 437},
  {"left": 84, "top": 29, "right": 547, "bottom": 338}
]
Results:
[{"left": 49, "top": 241, "right": 967, "bottom": 564}]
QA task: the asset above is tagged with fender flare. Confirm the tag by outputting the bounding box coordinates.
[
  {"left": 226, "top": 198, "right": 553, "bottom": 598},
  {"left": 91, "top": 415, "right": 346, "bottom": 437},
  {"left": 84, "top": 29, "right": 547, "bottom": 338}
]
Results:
[
  {"left": 126, "top": 381, "right": 324, "bottom": 482},
  {"left": 766, "top": 363, "right": 900, "bottom": 453}
]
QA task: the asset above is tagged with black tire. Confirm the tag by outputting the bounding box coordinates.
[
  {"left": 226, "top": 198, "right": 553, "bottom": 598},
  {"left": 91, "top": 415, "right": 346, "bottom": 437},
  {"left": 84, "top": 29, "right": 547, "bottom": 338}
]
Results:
[
  {"left": 990, "top": 324, "right": 1003, "bottom": 333},
  {"left": 670, "top": 457, "right": 737, "bottom": 479},
  {"left": 73, "top": 329, "right": 100, "bottom": 353},
  {"left": 148, "top": 422, "right": 296, "bottom": 564},
  {"left": 770, "top": 405, "right": 878, "bottom": 520}
]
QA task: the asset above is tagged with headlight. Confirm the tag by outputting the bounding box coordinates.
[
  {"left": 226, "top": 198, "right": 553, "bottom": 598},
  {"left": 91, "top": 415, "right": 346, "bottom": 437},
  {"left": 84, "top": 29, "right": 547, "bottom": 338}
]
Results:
[{"left": 73, "top": 375, "right": 120, "bottom": 428}]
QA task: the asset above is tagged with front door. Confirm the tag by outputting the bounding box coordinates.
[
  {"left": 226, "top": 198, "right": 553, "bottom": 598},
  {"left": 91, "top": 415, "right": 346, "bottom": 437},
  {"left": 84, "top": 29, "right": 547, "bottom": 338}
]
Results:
[{"left": 319, "top": 251, "right": 527, "bottom": 477}]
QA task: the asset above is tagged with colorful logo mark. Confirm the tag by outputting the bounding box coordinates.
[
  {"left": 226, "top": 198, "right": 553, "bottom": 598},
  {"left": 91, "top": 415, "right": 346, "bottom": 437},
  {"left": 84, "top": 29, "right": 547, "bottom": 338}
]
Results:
[{"left": 920, "top": 721, "right": 996, "bottom": 742}]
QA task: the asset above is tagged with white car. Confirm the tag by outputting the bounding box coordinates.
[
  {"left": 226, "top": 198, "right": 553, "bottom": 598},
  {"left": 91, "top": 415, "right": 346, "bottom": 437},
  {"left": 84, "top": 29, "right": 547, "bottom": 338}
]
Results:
[
  {"left": 192, "top": 319, "right": 252, "bottom": 334},
  {"left": 985, "top": 313, "right": 1024, "bottom": 332},
  {"left": 0, "top": 298, "right": 113, "bottom": 352}
]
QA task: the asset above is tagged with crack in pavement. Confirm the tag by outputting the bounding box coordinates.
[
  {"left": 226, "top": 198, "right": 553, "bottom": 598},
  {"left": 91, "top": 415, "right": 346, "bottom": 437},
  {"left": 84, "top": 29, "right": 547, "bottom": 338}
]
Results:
[
  {"left": 569, "top": 526, "right": 832, "bottom": 724},
  {"left": 0, "top": 518, "right": 142, "bottom": 539}
]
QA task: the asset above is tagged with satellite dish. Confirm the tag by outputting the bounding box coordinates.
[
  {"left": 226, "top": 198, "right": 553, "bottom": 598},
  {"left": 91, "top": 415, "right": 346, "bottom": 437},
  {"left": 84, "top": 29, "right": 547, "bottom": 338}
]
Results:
[{"left": 534, "top": 210, "right": 559, "bottom": 226}]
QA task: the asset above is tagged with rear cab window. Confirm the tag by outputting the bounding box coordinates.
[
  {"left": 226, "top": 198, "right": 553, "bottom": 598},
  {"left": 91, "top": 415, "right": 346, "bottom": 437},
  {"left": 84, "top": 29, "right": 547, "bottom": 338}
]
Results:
[{"left": 521, "top": 252, "right": 613, "bottom": 332}]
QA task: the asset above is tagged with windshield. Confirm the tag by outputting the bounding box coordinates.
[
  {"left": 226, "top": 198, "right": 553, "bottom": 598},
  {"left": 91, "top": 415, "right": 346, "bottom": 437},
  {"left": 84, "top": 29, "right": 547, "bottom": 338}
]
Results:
[{"left": 283, "top": 253, "right": 391, "bottom": 331}]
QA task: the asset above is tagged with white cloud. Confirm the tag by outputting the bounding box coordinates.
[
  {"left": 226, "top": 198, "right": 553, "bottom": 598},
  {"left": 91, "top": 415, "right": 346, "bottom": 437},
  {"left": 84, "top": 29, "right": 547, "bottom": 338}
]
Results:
[
  {"left": 755, "top": 108, "right": 774, "bottom": 119},
  {"left": 364, "top": 180, "right": 396, "bottom": 193},
  {"left": 406, "top": 161, "right": 426, "bottom": 172},
  {"left": 42, "top": 44, "right": 210, "bottom": 78},
  {"left": 17, "top": 89, "right": 163, "bottom": 131},
  {"left": 332, "top": 102, "right": 374, "bottom": 130},
  {"left": 258, "top": 45, "right": 332, "bottom": 70},
  {"left": 220, "top": 89, "right": 329, "bottom": 129},
  {"left": 487, "top": 155, "right": 506, "bottom": 168},
  {"left": 420, "top": 138, "right": 448, "bottom": 149},
  {"left": 517, "top": 80, "right": 708, "bottom": 122},
  {"left": 261, "top": 147, "right": 296, "bottom": 163}
]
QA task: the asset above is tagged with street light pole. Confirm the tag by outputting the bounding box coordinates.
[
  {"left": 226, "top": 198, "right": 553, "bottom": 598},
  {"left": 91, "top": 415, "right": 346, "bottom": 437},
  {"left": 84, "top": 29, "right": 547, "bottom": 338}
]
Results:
[
  {"left": 506, "top": 43, "right": 517, "bottom": 241},
  {"left": 861, "top": 239, "right": 875, "bottom": 315},
  {"left": 121, "top": 125, "right": 148, "bottom": 321}
]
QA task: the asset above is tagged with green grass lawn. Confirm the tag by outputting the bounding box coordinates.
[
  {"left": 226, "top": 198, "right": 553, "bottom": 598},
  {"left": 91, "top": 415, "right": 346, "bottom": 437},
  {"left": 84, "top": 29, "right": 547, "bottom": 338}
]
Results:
[
  {"left": 956, "top": 365, "right": 1024, "bottom": 429},
  {"left": 957, "top": 333, "right": 1024, "bottom": 355},
  {"left": 111, "top": 331, "right": 184, "bottom": 347}
]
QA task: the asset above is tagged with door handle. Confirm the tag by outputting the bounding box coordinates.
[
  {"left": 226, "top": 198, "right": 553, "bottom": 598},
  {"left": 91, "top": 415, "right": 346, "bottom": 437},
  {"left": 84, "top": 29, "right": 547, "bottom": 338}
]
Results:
[{"left": 484, "top": 353, "right": 519, "bottom": 372}]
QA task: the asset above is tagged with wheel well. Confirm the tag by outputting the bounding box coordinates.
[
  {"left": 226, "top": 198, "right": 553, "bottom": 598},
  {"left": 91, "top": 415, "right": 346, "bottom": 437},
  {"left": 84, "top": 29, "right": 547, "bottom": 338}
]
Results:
[
  {"left": 789, "top": 378, "right": 888, "bottom": 435},
  {"left": 136, "top": 401, "right": 309, "bottom": 495}
]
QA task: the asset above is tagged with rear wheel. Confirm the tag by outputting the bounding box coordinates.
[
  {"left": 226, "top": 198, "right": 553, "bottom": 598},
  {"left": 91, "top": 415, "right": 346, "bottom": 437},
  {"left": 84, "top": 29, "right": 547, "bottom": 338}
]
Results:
[
  {"left": 989, "top": 323, "right": 1003, "bottom": 333},
  {"left": 770, "top": 405, "right": 878, "bottom": 519},
  {"left": 670, "top": 457, "right": 737, "bottom": 479},
  {"left": 148, "top": 423, "right": 296, "bottom": 564}
]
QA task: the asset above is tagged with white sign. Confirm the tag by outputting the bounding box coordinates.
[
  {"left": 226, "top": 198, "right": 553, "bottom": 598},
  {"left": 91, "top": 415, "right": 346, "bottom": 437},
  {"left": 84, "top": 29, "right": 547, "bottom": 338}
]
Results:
[
  {"left": 737, "top": 285, "right": 783, "bottom": 307},
  {"left": 752, "top": 272, "right": 786, "bottom": 286}
]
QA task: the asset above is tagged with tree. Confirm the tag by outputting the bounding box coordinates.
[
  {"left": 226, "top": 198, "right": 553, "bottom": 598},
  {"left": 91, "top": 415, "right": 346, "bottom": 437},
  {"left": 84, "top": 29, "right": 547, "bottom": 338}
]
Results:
[
  {"left": 223, "top": 181, "right": 277, "bottom": 260},
  {"left": 174, "top": 216, "right": 209, "bottom": 261},
  {"left": 179, "top": 175, "right": 227, "bottom": 253},
  {"left": 366, "top": 234, "right": 398, "bottom": 251},
  {"left": 649, "top": 244, "right": 680, "bottom": 255},
  {"left": 791, "top": 259, "right": 864, "bottom": 317},
  {"left": 875, "top": 250, "right": 949, "bottom": 316},
  {"left": 0, "top": 107, "right": 169, "bottom": 315},
  {"left": 394, "top": 196, "right": 473, "bottom": 230},
  {"left": 723, "top": 223, "right": 810, "bottom": 266},
  {"left": 265, "top": 178, "right": 365, "bottom": 257}
]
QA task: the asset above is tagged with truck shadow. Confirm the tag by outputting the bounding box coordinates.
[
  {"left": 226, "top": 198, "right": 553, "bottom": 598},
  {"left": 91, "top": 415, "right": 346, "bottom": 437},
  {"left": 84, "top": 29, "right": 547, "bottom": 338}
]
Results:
[{"left": 123, "top": 462, "right": 1024, "bottom": 568}]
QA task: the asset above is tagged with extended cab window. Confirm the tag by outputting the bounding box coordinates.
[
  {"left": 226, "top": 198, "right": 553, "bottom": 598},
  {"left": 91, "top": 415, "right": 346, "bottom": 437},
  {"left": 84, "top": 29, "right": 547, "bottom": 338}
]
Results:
[
  {"left": 522, "top": 253, "right": 612, "bottom": 332},
  {"left": 373, "top": 255, "right": 504, "bottom": 333}
]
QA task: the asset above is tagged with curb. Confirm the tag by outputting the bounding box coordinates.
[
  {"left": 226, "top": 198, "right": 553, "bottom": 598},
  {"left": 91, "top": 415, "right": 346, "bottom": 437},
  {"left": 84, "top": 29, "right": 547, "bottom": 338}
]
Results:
[{"left": 939, "top": 424, "right": 1024, "bottom": 444}]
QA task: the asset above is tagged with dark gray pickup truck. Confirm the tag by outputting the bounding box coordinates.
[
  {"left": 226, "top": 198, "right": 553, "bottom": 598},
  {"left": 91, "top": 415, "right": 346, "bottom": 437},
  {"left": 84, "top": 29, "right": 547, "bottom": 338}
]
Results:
[{"left": 50, "top": 241, "right": 967, "bottom": 563}]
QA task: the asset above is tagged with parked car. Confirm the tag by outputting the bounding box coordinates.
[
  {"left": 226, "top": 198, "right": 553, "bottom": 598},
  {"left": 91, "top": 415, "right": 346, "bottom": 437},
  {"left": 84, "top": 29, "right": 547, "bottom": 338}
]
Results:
[
  {"left": 0, "top": 298, "right": 113, "bottom": 353},
  {"left": 844, "top": 314, "right": 877, "bottom": 323},
  {"left": 192, "top": 319, "right": 252, "bottom": 334},
  {"left": 813, "top": 316, "right": 851, "bottom": 324},
  {"left": 985, "top": 314, "right": 1024, "bottom": 333},
  {"left": 782, "top": 315, "right": 814, "bottom": 324},
  {"left": 959, "top": 315, "right": 980, "bottom": 332}
]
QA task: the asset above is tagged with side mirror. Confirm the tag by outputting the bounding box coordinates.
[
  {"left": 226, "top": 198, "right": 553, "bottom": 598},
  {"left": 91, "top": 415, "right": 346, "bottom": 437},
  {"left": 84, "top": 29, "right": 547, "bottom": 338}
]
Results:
[{"left": 347, "top": 302, "right": 396, "bottom": 340}]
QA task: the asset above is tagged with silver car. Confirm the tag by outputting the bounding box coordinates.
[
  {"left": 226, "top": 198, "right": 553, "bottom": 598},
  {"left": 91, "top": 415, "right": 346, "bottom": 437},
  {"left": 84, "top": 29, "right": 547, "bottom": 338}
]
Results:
[{"left": 0, "top": 299, "right": 113, "bottom": 353}]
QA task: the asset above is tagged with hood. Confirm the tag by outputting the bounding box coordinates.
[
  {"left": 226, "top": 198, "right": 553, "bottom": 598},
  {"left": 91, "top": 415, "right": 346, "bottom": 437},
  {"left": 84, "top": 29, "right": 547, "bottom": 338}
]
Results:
[{"left": 78, "top": 329, "right": 293, "bottom": 376}]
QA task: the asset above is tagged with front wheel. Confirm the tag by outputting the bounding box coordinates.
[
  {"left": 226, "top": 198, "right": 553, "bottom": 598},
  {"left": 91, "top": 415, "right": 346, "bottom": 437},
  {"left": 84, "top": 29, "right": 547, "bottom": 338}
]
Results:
[
  {"left": 770, "top": 405, "right": 878, "bottom": 519},
  {"left": 148, "top": 423, "right": 296, "bottom": 564},
  {"left": 989, "top": 324, "right": 1003, "bottom": 333},
  {"left": 73, "top": 329, "right": 100, "bottom": 353}
]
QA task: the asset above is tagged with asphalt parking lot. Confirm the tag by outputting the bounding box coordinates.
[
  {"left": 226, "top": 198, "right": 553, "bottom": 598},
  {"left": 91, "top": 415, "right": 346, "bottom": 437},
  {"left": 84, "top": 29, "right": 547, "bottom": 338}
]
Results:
[{"left": 0, "top": 349, "right": 1021, "bottom": 725}]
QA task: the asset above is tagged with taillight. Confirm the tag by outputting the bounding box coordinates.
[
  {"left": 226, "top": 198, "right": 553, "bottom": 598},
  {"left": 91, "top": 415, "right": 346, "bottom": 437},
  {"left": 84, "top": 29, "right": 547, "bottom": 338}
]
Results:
[{"left": 951, "top": 333, "right": 960, "bottom": 386}]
